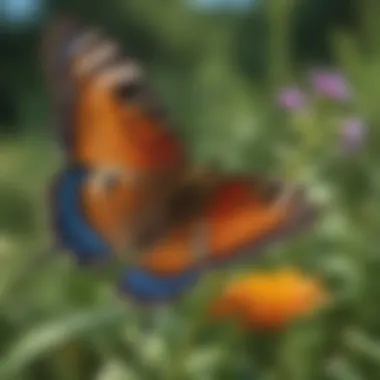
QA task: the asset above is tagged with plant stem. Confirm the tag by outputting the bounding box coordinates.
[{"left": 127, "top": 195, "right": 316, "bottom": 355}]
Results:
[{"left": 265, "top": 0, "right": 295, "bottom": 91}]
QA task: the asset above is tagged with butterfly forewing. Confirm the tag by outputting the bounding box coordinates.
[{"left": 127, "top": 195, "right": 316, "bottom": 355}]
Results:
[{"left": 42, "top": 16, "right": 186, "bottom": 173}]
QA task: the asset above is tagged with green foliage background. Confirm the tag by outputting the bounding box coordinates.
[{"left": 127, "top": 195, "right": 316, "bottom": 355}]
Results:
[{"left": 1, "top": 0, "right": 380, "bottom": 379}]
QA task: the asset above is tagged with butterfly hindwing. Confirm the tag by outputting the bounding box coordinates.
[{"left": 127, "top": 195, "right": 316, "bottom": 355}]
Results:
[
  {"left": 118, "top": 175, "right": 316, "bottom": 302},
  {"left": 202, "top": 178, "right": 316, "bottom": 267}
]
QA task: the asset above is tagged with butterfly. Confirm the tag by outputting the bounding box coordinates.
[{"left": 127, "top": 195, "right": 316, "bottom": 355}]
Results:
[{"left": 42, "top": 16, "right": 317, "bottom": 303}]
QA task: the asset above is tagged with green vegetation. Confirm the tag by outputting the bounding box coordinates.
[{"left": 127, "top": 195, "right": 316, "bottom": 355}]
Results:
[{"left": 1, "top": 0, "right": 380, "bottom": 379}]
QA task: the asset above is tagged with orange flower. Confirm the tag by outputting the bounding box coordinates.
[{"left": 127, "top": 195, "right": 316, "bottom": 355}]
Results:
[{"left": 210, "top": 268, "right": 326, "bottom": 329}]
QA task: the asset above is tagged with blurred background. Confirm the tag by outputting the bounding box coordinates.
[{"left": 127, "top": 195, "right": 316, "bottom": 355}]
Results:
[{"left": 2, "top": 0, "right": 380, "bottom": 379}]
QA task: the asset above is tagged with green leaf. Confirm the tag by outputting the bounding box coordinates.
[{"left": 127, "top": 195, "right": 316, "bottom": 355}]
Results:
[
  {"left": 0, "top": 305, "right": 128, "bottom": 379},
  {"left": 96, "top": 359, "right": 139, "bottom": 380}
]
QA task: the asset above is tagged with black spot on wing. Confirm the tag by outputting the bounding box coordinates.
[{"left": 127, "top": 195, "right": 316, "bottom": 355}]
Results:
[
  {"left": 116, "top": 82, "right": 145, "bottom": 99},
  {"left": 115, "top": 80, "right": 167, "bottom": 120}
]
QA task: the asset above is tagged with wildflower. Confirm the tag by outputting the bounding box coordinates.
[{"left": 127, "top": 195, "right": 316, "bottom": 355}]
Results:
[
  {"left": 210, "top": 268, "right": 326, "bottom": 329},
  {"left": 339, "top": 117, "right": 367, "bottom": 155},
  {"left": 276, "top": 86, "right": 307, "bottom": 111},
  {"left": 310, "top": 68, "right": 352, "bottom": 102}
]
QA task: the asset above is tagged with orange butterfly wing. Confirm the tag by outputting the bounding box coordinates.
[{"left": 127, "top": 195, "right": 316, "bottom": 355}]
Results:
[
  {"left": 43, "top": 17, "right": 189, "bottom": 257},
  {"left": 79, "top": 172, "right": 139, "bottom": 251},
  {"left": 135, "top": 177, "right": 316, "bottom": 276},
  {"left": 42, "top": 16, "right": 185, "bottom": 173}
]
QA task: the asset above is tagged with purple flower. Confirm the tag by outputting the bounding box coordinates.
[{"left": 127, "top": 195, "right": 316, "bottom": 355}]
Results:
[
  {"left": 310, "top": 69, "right": 352, "bottom": 102},
  {"left": 277, "top": 86, "right": 307, "bottom": 111},
  {"left": 339, "top": 117, "right": 366, "bottom": 155}
]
